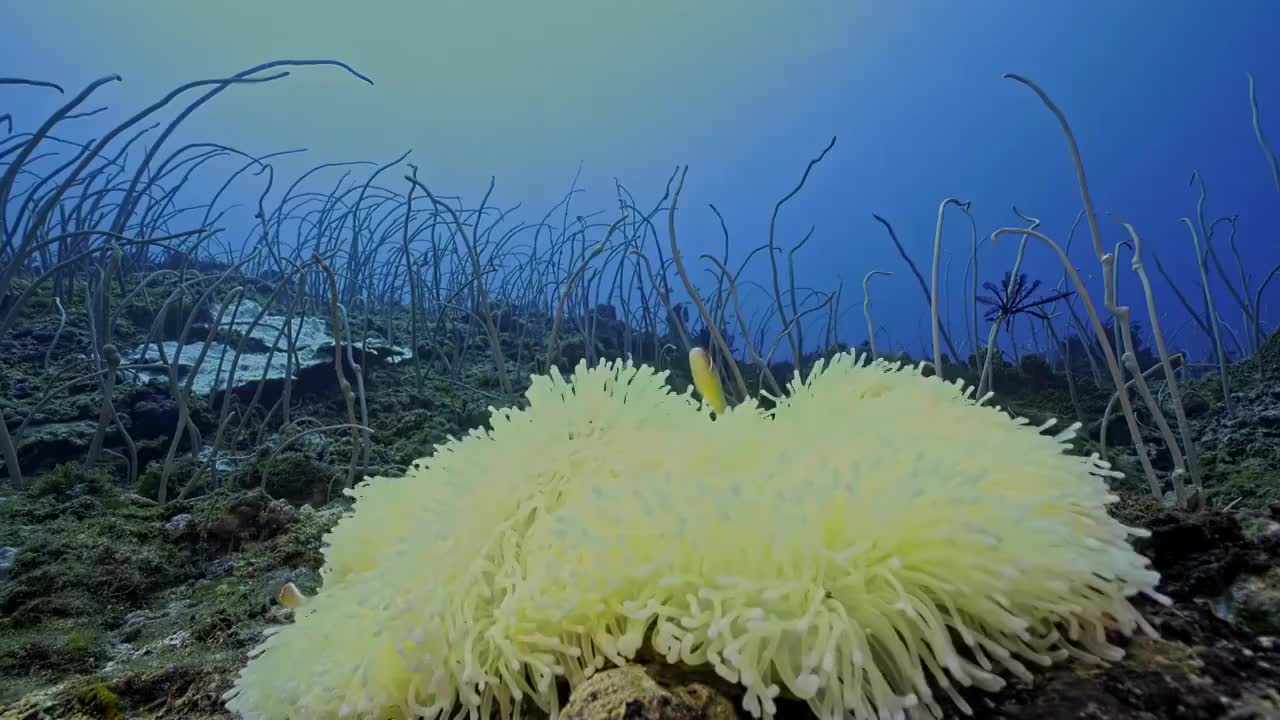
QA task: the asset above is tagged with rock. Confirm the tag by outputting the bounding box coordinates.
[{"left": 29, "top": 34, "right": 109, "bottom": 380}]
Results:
[
  {"left": 13, "top": 420, "right": 111, "bottom": 473},
  {"left": 160, "top": 629, "right": 191, "bottom": 650},
  {"left": 563, "top": 666, "right": 738, "bottom": 720},
  {"left": 1228, "top": 567, "right": 1280, "bottom": 636},
  {"left": 203, "top": 556, "right": 236, "bottom": 579},
  {"left": 1192, "top": 379, "right": 1280, "bottom": 509},
  {"left": 168, "top": 489, "right": 299, "bottom": 553},
  {"left": 118, "top": 600, "right": 190, "bottom": 643},
  {"left": 247, "top": 452, "right": 335, "bottom": 506},
  {"left": 0, "top": 546, "right": 16, "bottom": 581},
  {"left": 165, "top": 513, "right": 193, "bottom": 537},
  {"left": 265, "top": 497, "right": 298, "bottom": 526},
  {"left": 0, "top": 319, "right": 90, "bottom": 364},
  {"left": 1242, "top": 515, "right": 1280, "bottom": 544},
  {"left": 122, "top": 298, "right": 411, "bottom": 397},
  {"left": 265, "top": 605, "right": 294, "bottom": 624},
  {"left": 1182, "top": 392, "right": 1211, "bottom": 418},
  {"left": 124, "top": 382, "right": 184, "bottom": 439},
  {"left": 1142, "top": 510, "right": 1272, "bottom": 600},
  {"left": 0, "top": 684, "right": 100, "bottom": 720}
]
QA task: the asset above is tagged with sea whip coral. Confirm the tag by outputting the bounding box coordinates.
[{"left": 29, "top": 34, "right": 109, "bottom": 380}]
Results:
[{"left": 225, "top": 354, "right": 1165, "bottom": 720}]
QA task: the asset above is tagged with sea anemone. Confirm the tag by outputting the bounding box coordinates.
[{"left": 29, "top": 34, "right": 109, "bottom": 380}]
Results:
[{"left": 224, "top": 353, "right": 1165, "bottom": 720}]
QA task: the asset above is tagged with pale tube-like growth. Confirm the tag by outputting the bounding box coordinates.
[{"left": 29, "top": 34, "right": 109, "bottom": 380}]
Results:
[
  {"left": 862, "top": 270, "right": 893, "bottom": 359},
  {"left": 700, "top": 253, "right": 784, "bottom": 397},
  {"left": 977, "top": 209, "right": 1037, "bottom": 399},
  {"left": 1098, "top": 238, "right": 1187, "bottom": 506},
  {"left": 1109, "top": 240, "right": 1132, "bottom": 361},
  {"left": 667, "top": 167, "right": 749, "bottom": 401},
  {"left": 1248, "top": 71, "right": 1280, "bottom": 191},
  {"left": 1100, "top": 353, "right": 1183, "bottom": 457},
  {"left": 1119, "top": 222, "right": 1204, "bottom": 500},
  {"left": 1002, "top": 73, "right": 1163, "bottom": 497},
  {"left": 1181, "top": 218, "right": 1234, "bottom": 415},
  {"left": 991, "top": 226, "right": 1163, "bottom": 499},
  {"left": 1254, "top": 261, "right": 1280, "bottom": 356},
  {"left": 929, "top": 198, "right": 970, "bottom": 380}
]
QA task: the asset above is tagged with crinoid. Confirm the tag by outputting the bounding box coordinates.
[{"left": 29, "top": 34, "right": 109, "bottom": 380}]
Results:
[{"left": 977, "top": 271, "right": 1074, "bottom": 330}]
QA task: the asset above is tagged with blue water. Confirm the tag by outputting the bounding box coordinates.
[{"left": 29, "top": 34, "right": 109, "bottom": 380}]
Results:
[{"left": 3, "top": 2, "right": 1277, "bottom": 361}]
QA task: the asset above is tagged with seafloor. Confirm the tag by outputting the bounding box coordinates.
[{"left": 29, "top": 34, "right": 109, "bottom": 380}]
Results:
[{"left": 0, "top": 278, "right": 1278, "bottom": 720}]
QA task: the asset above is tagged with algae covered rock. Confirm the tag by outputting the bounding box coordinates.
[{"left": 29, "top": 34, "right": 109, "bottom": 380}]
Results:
[
  {"left": 1229, "top": 567, "right": 1280, "bottom": 636},
  {"left": 14, "top": 421, "right": 110, "bottom": 475},
  {"left": 122, "top": 298, "right": 411, "bottom": 396},
  {"left": 240, "top": 451, "right": 335, "bottom": 506}
]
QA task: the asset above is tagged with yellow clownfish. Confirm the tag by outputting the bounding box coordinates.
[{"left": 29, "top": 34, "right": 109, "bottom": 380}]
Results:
[
  {"left": 277, "top": 582, "right": 308, "bottom": 610},
  {"left": 688, "top": 347, "right": 727, "bottom": 414}
]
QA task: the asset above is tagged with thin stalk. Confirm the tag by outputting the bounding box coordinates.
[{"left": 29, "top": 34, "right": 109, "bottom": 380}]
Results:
[
  {"left": 862, "top": 270, "right": 893, "bottom": 359},
  {"left": 929, "top": 198, "right": 970, "bottom": 380},
  {"left": 1181, "top": 218, "right": 1234, "bottom": 415}
]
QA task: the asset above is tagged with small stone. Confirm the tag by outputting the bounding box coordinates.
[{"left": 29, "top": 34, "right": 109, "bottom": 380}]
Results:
[
  {"left": 165, "top": 513, "right": 193, "bottom": 536},
  {"left": 266, "top": 605, "right": 295, "bottom": 624},
  {"left": 118, "top": 600, "right": 189, "bottom": 642},
  {"left": 162, "top": 629, "right": 191, "bottom": 648},
  {"left": 265, "top": 498, "right": 298, "bottom": 525},
  {"left": 205, "top": 556, "right": 236, "bottom": 579}
]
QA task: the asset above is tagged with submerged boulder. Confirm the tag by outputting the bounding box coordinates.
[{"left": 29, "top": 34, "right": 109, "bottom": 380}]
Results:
[{"left": 123, "top": 298, "right": 410, "bottom": 397}]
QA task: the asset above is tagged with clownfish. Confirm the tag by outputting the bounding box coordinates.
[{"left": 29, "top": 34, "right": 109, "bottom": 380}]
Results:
[
  {"left": 688, "top": 347, "right": 727, "bottom": 414},
  {"left": 276, "top": 582, "right": 308, "bottom": 610}
]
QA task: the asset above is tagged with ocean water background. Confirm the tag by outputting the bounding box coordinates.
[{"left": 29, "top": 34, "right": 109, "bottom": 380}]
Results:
[{"left": 3, "top": 1, "right": 1276, "bottom": 360}]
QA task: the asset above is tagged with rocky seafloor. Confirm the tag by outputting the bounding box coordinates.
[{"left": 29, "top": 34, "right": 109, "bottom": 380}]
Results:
[{"left": 1, "top": 285, "right": 1279, "bottom": 720}]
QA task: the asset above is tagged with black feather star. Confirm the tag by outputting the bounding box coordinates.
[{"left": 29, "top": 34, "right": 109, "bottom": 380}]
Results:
[{"left": 977, "top": 272, "right": 1074, "bottom": 331}]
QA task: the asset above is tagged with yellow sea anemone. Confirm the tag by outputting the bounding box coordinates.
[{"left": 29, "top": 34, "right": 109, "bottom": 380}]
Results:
[{"left": 224, "top": 353, "right": 1165, "bottom": 720}]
